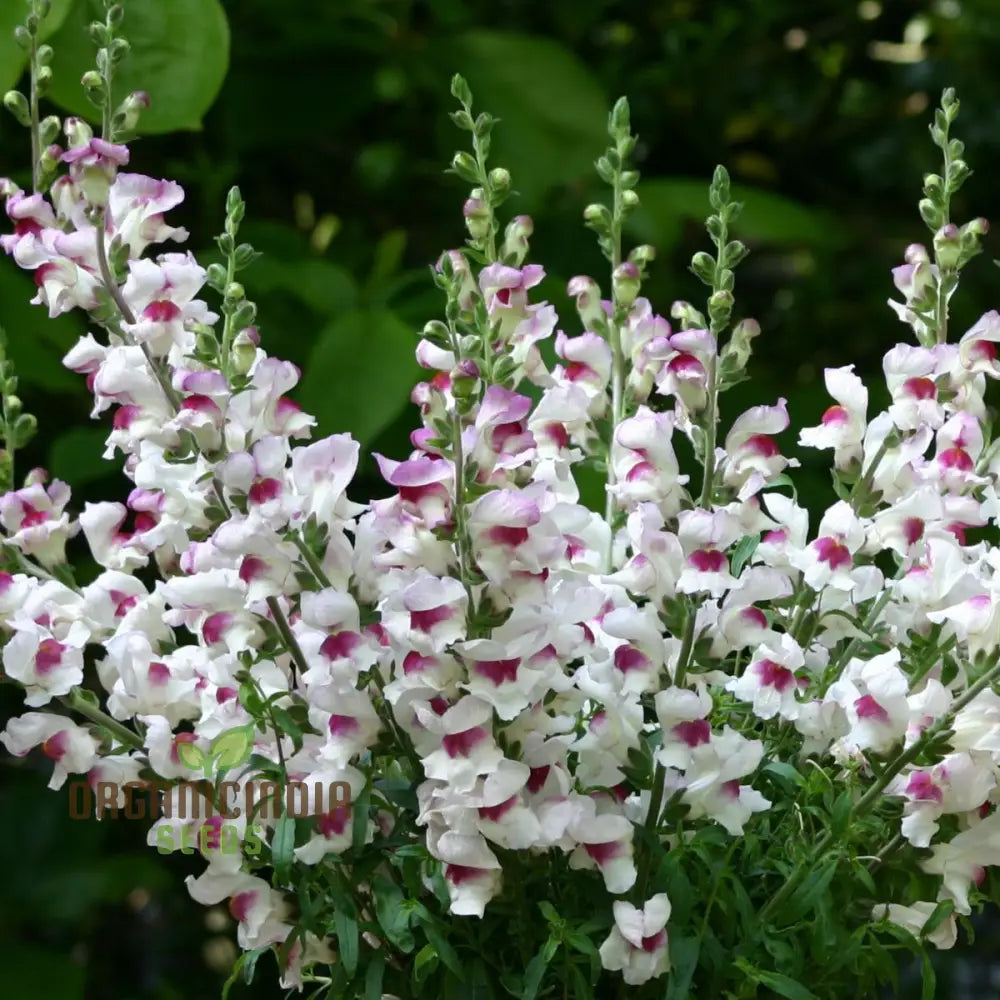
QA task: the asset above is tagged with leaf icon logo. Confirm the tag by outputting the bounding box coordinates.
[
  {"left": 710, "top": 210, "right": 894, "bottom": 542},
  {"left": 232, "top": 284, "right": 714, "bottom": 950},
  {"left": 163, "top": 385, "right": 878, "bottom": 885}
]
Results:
[
  {"left": 208, "top": 725, "right": 256, "bottom": 776},
  {"left": 175, "top": 740, "right": 208, "bottom": 774},
  {"left": 174, "top": 726, "right": 255, "bottom": 778}
]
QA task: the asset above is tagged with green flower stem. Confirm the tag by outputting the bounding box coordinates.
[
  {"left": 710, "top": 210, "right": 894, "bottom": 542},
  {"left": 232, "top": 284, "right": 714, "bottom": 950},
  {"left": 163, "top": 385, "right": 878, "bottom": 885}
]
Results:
[
  {"left": 219, "top": 253, "right": 238, "bottom": 381},
  {"left": 291, "top": 534, "right": 333, "bottom": 590},
  {"left": 27, "top": 10, "right": 41, "bottom": 192},
  {"left": 63, "top": 687, "right": 144, "bottom": 750},
  {"left": 265, "top": 595, "right": 310, "bottom": 686},
  {"left": 760, "top": 655, "right": 1000, "bottom": 925}
]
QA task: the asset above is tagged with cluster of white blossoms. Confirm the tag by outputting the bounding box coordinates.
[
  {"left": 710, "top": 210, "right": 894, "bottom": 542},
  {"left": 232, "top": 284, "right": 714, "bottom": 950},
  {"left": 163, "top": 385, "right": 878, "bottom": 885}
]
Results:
[{"left": 3, "top": 86, "right": 1000, "bottom": 994}]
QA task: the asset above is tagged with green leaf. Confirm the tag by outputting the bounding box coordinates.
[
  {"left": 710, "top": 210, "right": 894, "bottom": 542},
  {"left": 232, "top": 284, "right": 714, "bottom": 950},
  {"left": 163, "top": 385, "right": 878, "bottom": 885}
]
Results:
[
  {"left": 414, "top": 944, "right": 439, "bottom": 985},
  {"left": 416, "top": 917, "right": 465, "bottom": 981},
  {"left": 920, "top": 951, "right": 936, "bottom": 1000},
  {"left": 333, "top": 908, "right": 359, "bottom": 978},
  {"left": 174, "top": 741, "right": 207, "bottom": 772},
  {"left": 779, "top": 857, "right": 839, "bottom": 924},
  {"left": 0, "top": 263, "right": 83, "bottom": 393},
  {"left": 210, "top": 724, "right": 256, "bottom": 772},
  {"left": 629, "top": 178, "right": 840, "bottom": 253},
  {"left": 450, "top": 31, "right": 607, "bottom": 208},
  {"left": 372, "top": 873, "right": 415, "bottom": 952},
  {"left": 271, "top": 810, "right": 295, "bottom": 885},
  {"left": 829, "top": 791, "right": 853, "bottom": 836},
  {"left": 49, "top": 427, "right": 116, "bottom": 490},
  {"left": 920, "top": 898, "right": 954, "bottom": 938},
  {"left": 730, "top": 534, "right": 760, "bottom": 577},
  {"left": 755, "top": 971, "right": 819, "bottom": 1000},
  {"left": 365, "top": 953, "right": 386, "bottom": 1000},
  {"left": 521, "top": 943, "right": 551, "bottom": 1000},
  {"left": 47, "top": 0, "right": 230, "bottom": 133},
  {"left": 0, "top": 0, "right": 75, "bottom": 93},
  {"left": 665, "top": 933, "right": 700, "bottom": 1000},
  {"left": 298, "top": 308, "right": 420, "bottom": 448}
]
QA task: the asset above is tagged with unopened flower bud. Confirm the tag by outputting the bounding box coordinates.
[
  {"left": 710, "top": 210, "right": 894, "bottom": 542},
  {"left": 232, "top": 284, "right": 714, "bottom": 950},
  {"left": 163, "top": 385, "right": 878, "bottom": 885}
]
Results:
[
  {"left": 80, "top": 165, "right": 111, "bottom": 209},
  {"left": 194, "top": 327, "right": 218, "bottom": 357},
  {"left": 621, "top": 189, "right": 639, "bottom": 209},
  {"left": 629, "top": 244, "right": 656, "bottom": 269},
  {"left": 422, "top": 320, "right": 450, "bottom": 345},
  {"left": 488, "top": 167, "right": 510, "bottom": 191},
  {"left": 671, "top": 300, "right": 707, "bottom": 330},
  {"left": 583, "top": 203, "right": 611, "bottom": 227},
  {"left": 463, "top": 194, "right": 490, "bottom": 240},
  {"left": 918, "top": 198, "right": 943, "bottom": 231},
  {"left": 964, "top": 217, "right": 989, "bottom": 237},
  {"left": 708, "top": 290, "right": 735, "bottom": 316},
  {"left": 690, "top": 251, "right": 716, "bottom": 285},
  {"left": 64, "top": 116, "right": 93, "bottom": 149},
  {"left": 567, "top": 275, "right": 605, "bottom": 330},
  {"left": 451, "top": 151, "right": 479, "bottom": 184},
  {"left": 80, "top": 70, "right": 105, "bottom": 104},
  {"left": 451, "top": 368, "right": 479, "bottom": 400},
  {"left": 225, "top": 282, "right": 245, "bottom": 304},
  {"left": 38, "top": 115, "right": 60, "bottom": 146},
  {"left": 3, "top": 91, "right": 30, "bottom": 127},
  {"left": 933, "top": 223, "right": 962, "bottom": 269},
  {"left": 502, "top": 215, "right": 533, "bottom": 265},
  {"left": 113, "top": 90, "right": 149, "bottom": 134},
  {"left": 206, "top": 262, "right": 226, "bottom": 289},
  {"left": 904, "top": 243, "right": 930, "bottom": 266},
  {"left": 231, "top": 330, "right": 258, "bottom": 375},
  {"left": 231, "top": 300, "right": 257, "bottom": 331},
  {"left": 923, "top": 173, "right": 944, "bottom": 197},
  {"left": 720, "top": 318, "right": 761, "bottom": 370},
  {"left": 612, "top": 260, "right": 641, "bottom": 308}
]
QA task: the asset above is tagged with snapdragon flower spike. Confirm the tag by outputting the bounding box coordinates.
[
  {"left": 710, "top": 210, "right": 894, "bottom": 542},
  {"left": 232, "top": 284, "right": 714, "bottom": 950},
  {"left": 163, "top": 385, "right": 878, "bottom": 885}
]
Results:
[{"left": 8, "top": 87, "right": 1000, "bottom": 997}]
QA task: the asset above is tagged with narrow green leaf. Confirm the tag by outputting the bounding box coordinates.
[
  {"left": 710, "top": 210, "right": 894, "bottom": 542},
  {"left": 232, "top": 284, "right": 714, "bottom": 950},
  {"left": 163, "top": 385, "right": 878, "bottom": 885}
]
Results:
[
  {"left": 920, "top": 898, "right": 954, "bottom": 938},
  {"left": 730, "top": 534, "right": 760, "bottom": 576},
  {"left": 414, "top": 944, "right": 439, "bottom": 985},
  {"left": 521, "top": 946, "right": 550, "bottom": 1000},
  {"left": 271, "top": 810, "right": 295, "bottom": 885},
  {"left": 417, "top": 918, "right": 465, "bottom": 981},
  {"left": 755, "top": 971, "right": 819, "bottom": 1000},
  {"left": 365, "top": 953, "right": 386, "bottom": 1000},
  {"left": 920, "top": 950, "right": 936, "bottom": 1000},
  {"left": 665, "top": 933, "right": 700, "bottom": 1000},
  {"left": 780, "top": 858, "right": 839, "bottom": 924},
  {"left": 334, "top": 908, "right": 359, "bottom": 978},
  {"left": 372, "top": 873, "right": 415, "bottom": 952}
]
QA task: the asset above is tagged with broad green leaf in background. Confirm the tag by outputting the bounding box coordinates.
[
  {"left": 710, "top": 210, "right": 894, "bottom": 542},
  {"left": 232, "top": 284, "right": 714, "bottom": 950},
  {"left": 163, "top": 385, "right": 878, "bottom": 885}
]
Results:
[
  {"left": 0, "top": 262, "right": 83, "bottom": 394},
  {"left": 298, "top": 308, "right": 420, "bottom": 448},
  {"left": 0, "top": 0, "right": 75, "bottom": 93},
  {"left": 49, "top": 426, "right": 114, "bottom": 489},
  {"left": 450, "top": 30, "right": 607, "bottom": 209},
  {"left": 628, "top": 178, "right": 841, "bottom": 251},
  {"left": 47, "top": 0, "right": 230, "bottom": 133}
]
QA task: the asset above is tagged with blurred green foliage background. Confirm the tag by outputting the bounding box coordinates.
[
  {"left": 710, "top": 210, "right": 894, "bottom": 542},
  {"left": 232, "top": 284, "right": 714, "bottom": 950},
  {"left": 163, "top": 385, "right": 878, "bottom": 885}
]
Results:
[{"left": 4, "top": 0, "right": 1000, "bottom": 996}]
